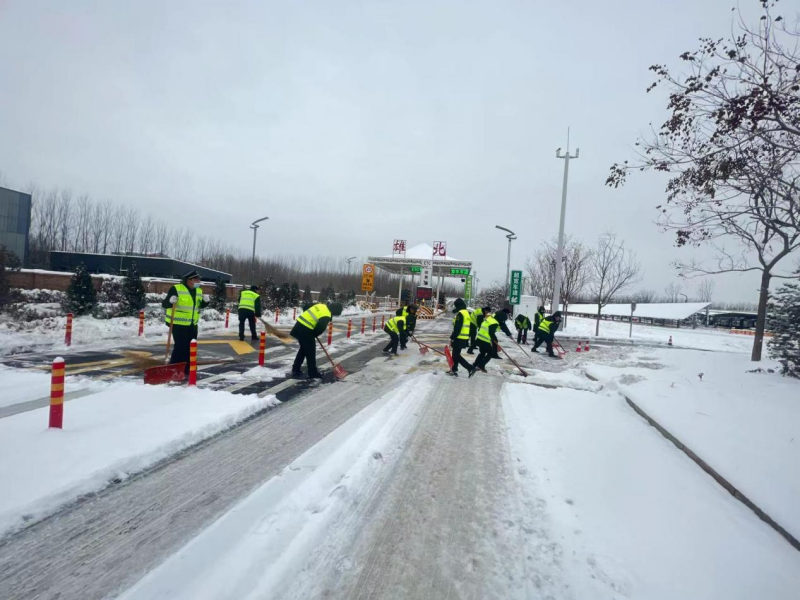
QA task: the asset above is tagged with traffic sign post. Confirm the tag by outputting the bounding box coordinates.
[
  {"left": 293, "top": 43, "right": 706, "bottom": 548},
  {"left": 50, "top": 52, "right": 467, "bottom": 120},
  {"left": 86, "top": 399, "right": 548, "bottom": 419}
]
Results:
[
  {"left": 464, "top": 275, "right": 473, "bottom": 303},
  {"left": 509, "top": 270, "right": 523, "bottom": 305},
  {"left": 361, "top": 263, "right": 375, "bottom": 292},
  {"left": 630, "top": 301, "right": 637, "bottom": 338}
]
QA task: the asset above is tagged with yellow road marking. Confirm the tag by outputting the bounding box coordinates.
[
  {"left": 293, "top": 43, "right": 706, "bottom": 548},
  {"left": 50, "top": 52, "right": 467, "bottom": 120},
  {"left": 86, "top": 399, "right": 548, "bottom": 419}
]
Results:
[{"left": 196, "top": 340, "right": 257, "bottom": 355}]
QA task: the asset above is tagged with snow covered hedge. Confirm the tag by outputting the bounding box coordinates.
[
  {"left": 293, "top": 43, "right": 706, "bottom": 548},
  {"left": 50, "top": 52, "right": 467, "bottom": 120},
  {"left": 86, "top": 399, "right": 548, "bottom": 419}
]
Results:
[{"left": 769, "top": 278, "right": 800, "bottom": 379}]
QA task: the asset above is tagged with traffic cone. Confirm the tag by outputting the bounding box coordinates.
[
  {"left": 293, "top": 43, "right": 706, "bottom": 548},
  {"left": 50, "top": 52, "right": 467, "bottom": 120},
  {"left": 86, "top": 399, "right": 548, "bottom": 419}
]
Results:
[
  {"left": 575, "top": 341, "right": 582, "bottom": 353},
  {"left": 584, "top": 340, "right": 590, "bottom": 352},
  {"left": 668, "top": 335, "right": 673, "bottom": 347}
]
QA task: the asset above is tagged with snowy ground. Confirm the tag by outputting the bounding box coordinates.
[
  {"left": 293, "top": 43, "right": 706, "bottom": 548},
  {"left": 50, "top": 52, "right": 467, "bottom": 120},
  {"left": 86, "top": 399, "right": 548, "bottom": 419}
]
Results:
[
  {"left": 559, "top": 315, "right": 754, "bottom": 353},
  {"left": 113, "top": 318, "right": 800, "bottom": 600}
]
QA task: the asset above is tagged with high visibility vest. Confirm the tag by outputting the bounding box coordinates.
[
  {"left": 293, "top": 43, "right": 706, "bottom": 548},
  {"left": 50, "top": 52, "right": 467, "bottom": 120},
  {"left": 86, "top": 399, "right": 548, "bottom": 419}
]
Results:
[
  {"left": 516, "top": 316, "right": 529, "bottom": 329},
  {"left": 387, "top": 314, "right": 406, "bottom": 334},
  {"left": 534, "top": 312, "right": 544, "bottom": 327},
  {"left": 477, "top": 316, "right": 499, "bottom": 343},
  {"left": 470, "top": 308, "right": 482, "bottom": 326},
  {"left": 239, "top": 290, "right": 259, "bottom": 312},
  {"left": 454, "top": 309, "right": 471, "bottom": 340},
  {"left": 297, "top": 303, "right": 332, "bottom": 330},
  {"left": 166, "top": 283, "right": 202, "bottom": 326},
  {"left": 402, "top": 307, "right": 409, "bottom": 318},
  {"left": 538, "top": 318, "right": 553, "bottom": 334}
]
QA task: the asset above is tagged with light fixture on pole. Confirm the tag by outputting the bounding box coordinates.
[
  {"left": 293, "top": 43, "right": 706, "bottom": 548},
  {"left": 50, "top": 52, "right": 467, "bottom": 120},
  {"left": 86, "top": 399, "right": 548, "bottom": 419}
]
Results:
[
  {"left": 346, "top": 256, "right": 357, "bottom": 269},
  {"left": 552, "top": 133, "right": 579, "bottom": 312},
  {"left": 249, "top": 216, "right": 269, "bottom": 285},
  {"left": 495, "top": 225, "right": 517, "bottom": 301}
]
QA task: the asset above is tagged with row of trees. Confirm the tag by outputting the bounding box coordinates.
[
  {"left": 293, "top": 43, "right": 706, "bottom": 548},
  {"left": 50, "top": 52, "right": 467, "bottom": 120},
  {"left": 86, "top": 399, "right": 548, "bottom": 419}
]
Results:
[
  {"left": 7, "top": 183, "right": 403, "bottom": 296},
  {"left": 607, "top": 0, "right": 800, "bottom": 360}
]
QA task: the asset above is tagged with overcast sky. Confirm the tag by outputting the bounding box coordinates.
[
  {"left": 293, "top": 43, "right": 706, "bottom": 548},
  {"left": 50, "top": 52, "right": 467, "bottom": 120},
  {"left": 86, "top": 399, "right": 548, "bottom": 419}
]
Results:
[{"left": 0, "top": 0, "right": 782, "bottom": 302}]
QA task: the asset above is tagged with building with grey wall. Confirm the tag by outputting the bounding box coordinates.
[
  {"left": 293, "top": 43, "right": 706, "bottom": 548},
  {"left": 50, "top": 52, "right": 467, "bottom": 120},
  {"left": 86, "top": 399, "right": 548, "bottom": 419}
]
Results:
[{"left": 0, "top": 186, "right": 32, "bottom": 265}]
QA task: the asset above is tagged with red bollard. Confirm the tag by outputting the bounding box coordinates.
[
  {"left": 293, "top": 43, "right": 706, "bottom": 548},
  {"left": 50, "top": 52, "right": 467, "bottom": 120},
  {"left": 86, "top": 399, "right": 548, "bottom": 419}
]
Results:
[
  {"left": 138, "top": 310, "right": 145, "bottom": 336},
  {"left": 361, "top": 317, "right": 365, "bottom": 335},
  {"left": 584, "top": 340, "right": 590, "bottom": 352},
  {"left": 347, "top": 319, "right": 352, "bottom": 340},
  {"left": 668, "top": 335, "right": 673, "bottom": 347},
  {"left": 225, "top": 308, "right": 230, "bottom": 328},
  {"left": 188, "top": 339, "right": 198, "bottom": 386},
  {"left": 576, "top": 341, "right": 582, "bottom": 353},
  {"left": 258, "top": 331, "right": 266, "bottom": 366},
  {"left": 327, "top": 321, "right": 333, "bottom": 346},
  {"left": 49, "top": 357, "right": 65, "bottom": 429},
  {"left": 381, "top": 314, "right": 385, "bottom": 330},
  {"left": 293, "top": 307, "right": 297, "bottom": 321},
  {"left": 275, "top": 309, "right": 280, "bottom": 324},
  {"left": 372, "top": 315, "right": 376, "bottom": 333},
  {"left": 65, "top": 313, "right": 73, "bottom": 347}
]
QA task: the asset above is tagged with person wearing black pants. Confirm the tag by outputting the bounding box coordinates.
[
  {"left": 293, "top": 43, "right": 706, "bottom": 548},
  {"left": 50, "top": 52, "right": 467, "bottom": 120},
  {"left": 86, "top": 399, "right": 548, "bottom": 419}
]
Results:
[
  {"left": 532, "top": 311, "right": 563, "bottom": 357},
  {"left": 531, "top": 306, "right": 546, "bottom": 350},
  {"left": 472, "top": 312, "right": 502, "bottom": 374},
  {"left": 514, "top": 313, "right": 531, "bottom": 344},
  {"left": 237, "top": 285, "right": 262, "bottom": 341},
  {"left": 162, "top": 270, "right": 209, "bottom": 374},
  {"left": 448, "top": 298, "right": 475, "bottom": 377},
  {"left": 290, "top": 302, "right": 343, "bottom": 378},
  {"left": 383, "top": 308, "right": 406, "bottom": 355}
]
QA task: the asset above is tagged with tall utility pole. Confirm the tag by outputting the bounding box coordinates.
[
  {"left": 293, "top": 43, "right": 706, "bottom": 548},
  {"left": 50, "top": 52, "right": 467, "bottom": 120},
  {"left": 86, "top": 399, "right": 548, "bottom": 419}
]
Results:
[
  {"left": 552, "top": 133, "right": 579, "bottom": 313},
  {"left": 249, "top": 216, "right": 270, "bottom": 285},
  {"left": 495, "top": 225, "right": 517, "bottom": 301}
]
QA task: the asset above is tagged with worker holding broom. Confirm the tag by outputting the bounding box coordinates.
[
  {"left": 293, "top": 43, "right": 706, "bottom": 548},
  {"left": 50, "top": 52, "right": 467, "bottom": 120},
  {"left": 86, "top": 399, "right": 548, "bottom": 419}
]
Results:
[
  {"left": 402, "top": 304, "right": 418, "bottom": 349},
  {"left": 514, "top": 313, "right": 531, "bottom": 344},
  {"left": 383, "top": 308, "right": 407, "bottom": 355},
  {"left": 470, "top": 310, "right": 502, "bottom": 376},
  {"left": 237, "top": 285, "right": 262, "bottom": 342},
  {"left": 467, "top": 305, "right": 490, "bottom": 354},
  {"left": 448, "top": 298, "right": 475, "bottom": 377},
  {"left": 162, "top": 270, "right": 210, "bottom": 373},
  {"left": 532, "top": 311, "right": 563, "bottom": 358},
  {"left": 290, "top": 301, "right": 343, "bottom": 379}
]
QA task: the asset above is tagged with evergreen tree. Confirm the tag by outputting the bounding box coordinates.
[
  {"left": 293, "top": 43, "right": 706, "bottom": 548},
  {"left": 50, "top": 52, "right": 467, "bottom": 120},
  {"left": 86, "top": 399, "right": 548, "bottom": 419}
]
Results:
[
  {"left": 278, "top": 282, "right": 291, "bottom": 309},
  {"left": 768, "top": 276, "right": 800, "bottom": 379},
  {"left": 346, "top": 289, "right": 356, "bottom": 306},
  {"left": 120, "top": 261, "right": 146, "bottom": 316},
  {"left": 290, "top": 282, "right": 301, "bottom": 307},
  {"left": 302, "top": 284, "right": 312, "bottom": 305},
  {"left": 210, "top": 278, "right": 227, "bottom": 313},
  {"left": 261, "top": 276, "right": 278, "bottom": 311},
  {"left": 0, "top": 245, "right": 21, "bottom": 310},
  {"left": 65, "top": 264, "right": 97, "bottom": 315}
]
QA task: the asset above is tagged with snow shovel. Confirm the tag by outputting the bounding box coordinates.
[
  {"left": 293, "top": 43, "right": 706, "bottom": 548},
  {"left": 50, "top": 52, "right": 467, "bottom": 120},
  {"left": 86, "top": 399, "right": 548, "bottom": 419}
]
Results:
[
  {"left": 444, "top": 344, "right": 455, "bottom": 370},
  {"left": 412, "top": 335, "right": 446, "bottom": 357},
  {"left": 144, "top": 303, "right": 188, "bottom": 384},
  {"left": 510, "top": 337, "right": 536, "bottom": 364},
  {"left": 553, "top": 340, "right": 567, "bottom": 359},
  {"left": 497, "top": 343, "right": 529, "bottom": 377},
  {"left": 317, "top": 338, "right": 347, "bottom": 380}
]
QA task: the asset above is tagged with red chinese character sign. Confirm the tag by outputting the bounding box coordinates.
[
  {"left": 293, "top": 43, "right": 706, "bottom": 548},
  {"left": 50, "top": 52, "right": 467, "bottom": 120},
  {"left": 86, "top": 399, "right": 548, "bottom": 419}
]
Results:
[
  {"left": 393, "top": 239, "right": 407, "bottom": 256},
  {"left": 432, "top": 241, "right": 447, "bottom": 258}
]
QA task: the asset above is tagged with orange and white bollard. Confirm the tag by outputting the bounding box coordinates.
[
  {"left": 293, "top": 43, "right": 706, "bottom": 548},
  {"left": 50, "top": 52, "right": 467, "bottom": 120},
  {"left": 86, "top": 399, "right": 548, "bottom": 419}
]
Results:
[
  {"left": 372, "top": 315, "right": 376, "bottom": 333},
  {"left": 575, "top": 341, "right": 582, "bottom": 353},
  {"left": 361, "top": 317, "right": 365, "bottom": 335},
  {"left": 188, "top": 339, "right": 198, "bottom": 386},
  {"left": 293, "top": 307, "right": 297, "bottom": 320},
  {"left": 49, "top": 357, "right": 65, "bottom": 429},
  {"left": 347, "top": 319, "right": 352, "bottom": 339},
  {"left": 258, "top": 331, "right": 266, "bottom": 366},
  {"left": 327, "top": 321, "right": 333, "bottom": 346},
  {"left": 668, "top": 335, "right": 673, "bottom": 347},
  {"left": 584, "top": 340, "right": 590, "bottom": 352},
  {"left": 275, "top": 309, "right": 280, "bottom": 324},
  {"left": 138, "top": 310, "right": 145, "bottom": 336},
  {"left": 225, "top": 308, "right": 230, "bottom": 328},
  {"left": 65, "top": 313, "right": 73, "bottom": 347}
]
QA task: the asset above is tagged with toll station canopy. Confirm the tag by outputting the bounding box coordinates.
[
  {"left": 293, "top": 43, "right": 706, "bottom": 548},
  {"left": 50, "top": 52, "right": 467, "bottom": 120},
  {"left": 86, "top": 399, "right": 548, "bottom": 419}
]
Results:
[{"left": 367, "top": 243, "right": 472, "bottom": 278}]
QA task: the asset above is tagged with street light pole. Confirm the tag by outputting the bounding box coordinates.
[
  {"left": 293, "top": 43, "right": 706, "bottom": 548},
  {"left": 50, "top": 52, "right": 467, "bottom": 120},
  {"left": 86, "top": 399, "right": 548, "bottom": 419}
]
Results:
[
  {"left": 249, "top": 216, "right": 269, "bottom": 285},
  {"left": 552, "top": 137, "right": 579, "bottom": 313},
  {"left": 495, "top": 225, "right": 517, "bottom": 302}
]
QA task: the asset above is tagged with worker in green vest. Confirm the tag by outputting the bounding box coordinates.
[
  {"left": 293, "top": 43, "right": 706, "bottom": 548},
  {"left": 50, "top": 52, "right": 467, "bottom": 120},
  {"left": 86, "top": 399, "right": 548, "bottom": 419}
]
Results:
[
  {"left": 162, "top": 270, "right": 210, "bottom": 372},
  {"left": 532, "top": 311, "right": 563, "bottom": 357},
  {"left": 290, "top": 301, "right": 343, "bottom": 378},
  {"left": 237, "top": 285, "right": 262, "bottom": 342},
  {"left": 514, "top": 313, "right": 531, "bottom": 344},
  {"left": 383, "top": 308, "right": 407, "bottom": 355},
  {"left": 448, "top": 298, "right": 475, "bottom": 377},
  {"left": 531, "top": 305, "right": 546, "bottom": 349},
  {"left": 402, "top": 305, "right": 418, "bottom": 348},
  {"left": 471, "top": 312, "right": 502, "bottom": 376}
]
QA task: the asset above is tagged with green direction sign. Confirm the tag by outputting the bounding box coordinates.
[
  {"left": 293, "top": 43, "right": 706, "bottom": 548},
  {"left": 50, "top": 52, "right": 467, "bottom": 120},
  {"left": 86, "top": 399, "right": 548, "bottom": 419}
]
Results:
[
  {"left": 509, "top": 270, "right": 523, "bottom": 305},
  {"left": 464, "top": 275, "right": 473, "bottom": 302},
  {"left": 409, "top": 266, "right": 422, "bottom": 273},
  {"left": 450, "top": 268, "right": 470, "bottom": 276}
]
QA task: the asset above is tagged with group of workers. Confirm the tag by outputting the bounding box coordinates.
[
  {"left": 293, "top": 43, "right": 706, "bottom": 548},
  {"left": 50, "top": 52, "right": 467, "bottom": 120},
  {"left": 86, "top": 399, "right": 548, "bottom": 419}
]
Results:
[{"left": 163, "top": 270, "right": 562, "bottom": 381}]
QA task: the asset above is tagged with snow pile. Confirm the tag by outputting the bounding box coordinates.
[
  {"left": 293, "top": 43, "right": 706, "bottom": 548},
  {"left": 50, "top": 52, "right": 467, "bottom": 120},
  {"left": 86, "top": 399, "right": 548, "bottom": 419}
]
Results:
[
  {"left": 0, "top": 364, "right": 106, "bottom": 409},
  {"left": 0, "top": 382, "right": 278, "bottom": 538},
  {"left": 502, "top": 383, "right": 800, "bottom": 598},
  {"left": 525, "top": 368, "right": 603, "bottom": 392},
  {"left": 566, "top": 302, "right": 709, "bottom": 321},
  {"left": 119, "top": 374, "right": 434, "bottom": 600},
  {"left": 561, "top": 316, "right": 753, "bottom": 352},
  {"left": 586, "top": 348, "right": 800, "bottom": 542}
]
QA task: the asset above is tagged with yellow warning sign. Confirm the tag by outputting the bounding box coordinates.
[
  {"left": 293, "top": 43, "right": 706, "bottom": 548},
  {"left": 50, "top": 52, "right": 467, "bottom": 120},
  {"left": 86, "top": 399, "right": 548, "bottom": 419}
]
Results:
[{"left": 362, "top": 263, "right": 375, "bottom": 292}]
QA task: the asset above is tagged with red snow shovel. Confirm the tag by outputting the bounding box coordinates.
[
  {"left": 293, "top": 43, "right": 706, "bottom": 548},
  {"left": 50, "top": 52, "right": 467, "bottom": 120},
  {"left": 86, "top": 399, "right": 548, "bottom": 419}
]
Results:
[
  {"left": 412, "top": 335, "right": 445, "bottom": 357},
  {"left": 497, "top": 343, "right": 529, "bottom": 377},
  {"left": 144, "top": 303, "right": 187, "bottom": 384},
  {"left": 444, "top": 345, "right": 455, "bottom": 370},
  {"left": 317, "top": 338, "right": 347, "bottom": 380}
]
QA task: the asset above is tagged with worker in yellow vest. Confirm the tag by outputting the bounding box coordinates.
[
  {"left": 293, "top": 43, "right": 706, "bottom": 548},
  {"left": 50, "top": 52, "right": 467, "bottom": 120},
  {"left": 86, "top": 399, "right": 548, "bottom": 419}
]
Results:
[
  {"left": 162, "top": 270, "right": 210, "bottom": 372},
  {"left": 383, "top": 308, "right": 407, "bottom": 355},
  {"left": 448, "top": 298, "right": 475, "bottom": 377},
  {"left": 290, "top": 301, "right": 343, "bottom": 378},
  {"left": 471, "top": 312, "right": 502, "bottom": 376},
  {"left": 532, "top": 311, "right": 563, "bottom": 358},
  {"left": 237, "top": 285, "right": 262, "bottom": 341}
]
